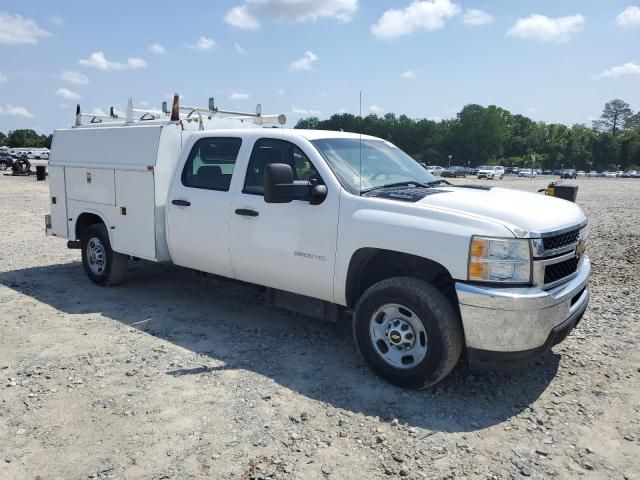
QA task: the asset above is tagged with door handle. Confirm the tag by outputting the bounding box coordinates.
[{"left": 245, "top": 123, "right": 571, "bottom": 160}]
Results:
[
  {"left": 235, "top": 208, "right": 259, "bottom": 217},
  {"left": 171, "top": 199, "right": 191, "bottom": 207}
]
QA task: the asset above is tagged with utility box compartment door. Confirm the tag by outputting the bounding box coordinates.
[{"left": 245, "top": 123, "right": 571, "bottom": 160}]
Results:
[
  {"left": 66, "top": 168, "right": 115, "bottom": 205},
  {"left": 48, "top": 166, "right": 68, "bottom": 237},
  {"left": 113, "top": 170, "right": 156, "bottom": 260}
]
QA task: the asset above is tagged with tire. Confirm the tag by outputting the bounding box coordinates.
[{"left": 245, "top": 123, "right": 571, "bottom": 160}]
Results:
[
  {"left": 353, "top": 277, "right": 463, "bottom": 389},
  {"left": 12, "top": 159, "right": 30, "bottom": 174},
  {"left": 81, "top": 224, "right": 128, "bottom": 286},
  {"left": 0, "top": 161, "right": 9, "bottom": 171}
]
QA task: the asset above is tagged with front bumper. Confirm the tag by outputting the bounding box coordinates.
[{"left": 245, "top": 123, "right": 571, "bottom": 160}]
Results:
[{"left": 455, "top": 257, "right": 590, "bottom": 368}]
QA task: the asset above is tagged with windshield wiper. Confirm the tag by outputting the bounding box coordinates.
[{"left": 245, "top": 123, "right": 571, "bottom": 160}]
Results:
[{"left": 361, "top": 181, "right": 432, "bottom": 195}]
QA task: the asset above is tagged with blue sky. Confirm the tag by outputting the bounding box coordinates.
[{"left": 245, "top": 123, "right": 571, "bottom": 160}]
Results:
[{"left": 0, "top": 0, "right": 639, "bottom": 134}]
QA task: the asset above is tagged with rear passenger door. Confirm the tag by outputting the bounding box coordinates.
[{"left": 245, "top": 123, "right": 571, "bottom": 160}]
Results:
[{"left": 166, "top": 136, "right": 243, "bottom": 278}]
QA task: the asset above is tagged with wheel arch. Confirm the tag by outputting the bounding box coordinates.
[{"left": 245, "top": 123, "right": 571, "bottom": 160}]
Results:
[
  {"left": 74, "top": 211, "right": 111, "bottom": 243},
  {"left": 345, "top": 248, "right": 459, "bottom": 312}
]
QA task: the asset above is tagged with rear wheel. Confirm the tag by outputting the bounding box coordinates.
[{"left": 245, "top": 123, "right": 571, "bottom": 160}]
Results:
[
  {"left": 0, "top": 161, "right": 9, "bottom": 171},
  {"left": 81, "top": 224, "right": 128, "bottom": 286},
  {"left": 353, "top": 277, "right": 463, "bottom": 389}
]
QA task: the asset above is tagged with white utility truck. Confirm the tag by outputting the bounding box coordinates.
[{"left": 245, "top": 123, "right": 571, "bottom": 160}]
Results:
[{"left": 45, "top": 95, "right": 590, "bottom": 388}]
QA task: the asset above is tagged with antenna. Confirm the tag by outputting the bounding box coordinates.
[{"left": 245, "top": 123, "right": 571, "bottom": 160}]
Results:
[{"left": 359, "top": 90, "right": 362, "bottom": 195}]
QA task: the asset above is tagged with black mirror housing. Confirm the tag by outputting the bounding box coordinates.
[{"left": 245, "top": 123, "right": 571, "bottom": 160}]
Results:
[
  {"left": 263, "top": 163, "right": 327, "bottom": 204},
  {"left": 264, "top": 163, "right": 295, "bottom": 203}
]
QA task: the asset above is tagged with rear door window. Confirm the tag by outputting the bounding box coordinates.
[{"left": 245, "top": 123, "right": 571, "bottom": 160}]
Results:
[{"left": 182, "top": 137, "right": 242, "bottom": 191}]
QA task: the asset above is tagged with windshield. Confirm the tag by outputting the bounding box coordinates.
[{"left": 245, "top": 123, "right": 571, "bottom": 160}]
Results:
[
  {"left": 478, "top": 165, "right": 492, "bottom": 170},
  {"left": 311, "top": 138, "right": 437, "bottom": 194}
]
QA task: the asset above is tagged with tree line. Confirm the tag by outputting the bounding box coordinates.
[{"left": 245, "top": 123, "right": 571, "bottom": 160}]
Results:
[
  {"left": 295, "top": 99, "right": 640, "bottom": 171},
  {"left": 0, "top": 130, "right": 52, "bottom": 149}
]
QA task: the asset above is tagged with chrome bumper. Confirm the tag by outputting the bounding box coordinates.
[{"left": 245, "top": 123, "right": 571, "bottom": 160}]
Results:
[{"left": 455, "top": 256, "right": 590, "bottom": 353}]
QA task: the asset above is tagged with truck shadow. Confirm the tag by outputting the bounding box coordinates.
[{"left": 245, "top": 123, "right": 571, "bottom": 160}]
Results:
[{"left": 0, "top": 261, "right": 560, "bottom": 433}]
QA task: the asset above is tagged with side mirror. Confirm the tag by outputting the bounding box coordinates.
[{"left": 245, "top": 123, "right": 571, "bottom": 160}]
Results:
[
  {"left": 263, "top": 163, "right": 328, "bottom": 205},
  {"left": 264, "top": 163, "right": 294, "bottom": 203}
]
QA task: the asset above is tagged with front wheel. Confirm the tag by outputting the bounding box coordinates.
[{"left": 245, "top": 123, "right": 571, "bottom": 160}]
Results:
[
  {"left": 81, "top": 224, "right": 128, "bottom": 286},
  {"left": 353, "top": 277, "right": 463, "bottom": 389},
  {"left": 0, "top": 161, "right": 9, "bottom": 171}
]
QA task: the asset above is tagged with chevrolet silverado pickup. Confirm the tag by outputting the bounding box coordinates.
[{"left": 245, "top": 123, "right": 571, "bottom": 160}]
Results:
[{"left": 45, "top": 99, "right": 590, "bottom": 388}]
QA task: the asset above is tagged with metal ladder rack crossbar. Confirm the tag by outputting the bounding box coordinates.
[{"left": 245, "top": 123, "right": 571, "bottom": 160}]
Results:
[{"left": 74, "top": 93, "right": 286, "bottom": 128}]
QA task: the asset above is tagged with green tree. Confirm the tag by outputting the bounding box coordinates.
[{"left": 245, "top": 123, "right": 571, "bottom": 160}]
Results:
[{"left": 593, "top": 99, "right": 633, "bottom": 136}]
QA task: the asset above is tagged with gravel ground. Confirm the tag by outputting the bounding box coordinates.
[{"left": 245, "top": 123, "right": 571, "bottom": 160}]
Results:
[{"left": 0, "top": 174, "right": 639, "bottom": 480}]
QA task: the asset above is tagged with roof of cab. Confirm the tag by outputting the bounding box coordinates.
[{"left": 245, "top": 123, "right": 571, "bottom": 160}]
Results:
[{"left": 185, "top": 128, "right": 382, "bottom": 142}]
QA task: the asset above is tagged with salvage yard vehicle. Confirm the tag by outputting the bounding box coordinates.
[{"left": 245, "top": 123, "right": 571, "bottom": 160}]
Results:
[
  {"left": 517, "top": 168, "right": 537, "bottom": 178},
  {"left": 0, "top": 151, "right": 13, "bottom": 171},
  {"left": 45, "top": 95, "right": 591, "bottom": 389},
  {"left": 477, "top": 165, "right": 504, "bottom": 180}
]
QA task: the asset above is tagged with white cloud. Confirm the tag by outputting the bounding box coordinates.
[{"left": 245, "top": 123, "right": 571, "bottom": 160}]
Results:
[
  {"left": 149, "top": 42, "right": 165, "bottom": 55},
  {"left": 79, "top": 52, "right": 147, "bottom": 71},
  {"left": 0, "top": 12, "right": 50, "bottom": 45},
  {"left": 0, "top": 72, "right": 7, "bottom": 83},
  {"left": 230, "top": 92, "right": 250, "bottom": 101},
  {"left": 401, "top": 69, "right": 416, "bottom": 79},
  {"left": 507, "top": 14, "right": 585, "bottom": 43},
  {"left": 596, "top": 62, "right": 640, "bottom": 79},
  {"left": 617, "top": 6, "right": 640, "bottom": 28},
  {"left": 369, "top": 105, "right": 384, "bottom": 114},
  {"left": 234, "top": 42, "right": 247, "bottom": 55},
  {"left": 371, "top": 0, "right": 459, "bottom": 39},
  {"left": 61, "top": 70, "right": 89, "bottom": 85},
  {"left": 292, "top": 106, "right": 321, "bottom": 115},
  {"left": 462, "top": 9, "right": 494, "bottom": 26},
  {"left": 225, "top": 0, "right": 358, "bottom": 29},
  {"left": 277, "top": 88, "right": 285, "bottom": 96},
  {"left": 189, "top": 36, "right": 216, "bottom": 51},
  {"left": 290, "top": 51, "right": 318, "bottom": 71},
  {"left": 56, "top": 88, "right": 80, "bottom": 100},
  {"left": 0, "top": 104, "right": 34, "bottom": 118}
]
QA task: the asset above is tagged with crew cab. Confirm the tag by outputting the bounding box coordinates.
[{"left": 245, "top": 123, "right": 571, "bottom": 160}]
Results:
[{"left": 45, "top": 101, "right": 590, "bottom": 389}]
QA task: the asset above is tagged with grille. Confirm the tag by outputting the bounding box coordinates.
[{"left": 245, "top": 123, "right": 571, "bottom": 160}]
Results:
[
  {"left": 544, "top": 257, "right": 579, "bottom": 284},
  {"left": 543, "top": 229, "right": 580, "bottom": 251}
]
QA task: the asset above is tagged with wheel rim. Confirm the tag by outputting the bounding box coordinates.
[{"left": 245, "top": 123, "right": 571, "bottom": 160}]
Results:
[
  {"left": 369, "top": 303, "right": 428, "bottom": 369},
  {"left": 0, "top": 163, "right": 6, "bottom": 171},
  {"left": 86, "top": 237, "right": 107, "bottom": 275}
]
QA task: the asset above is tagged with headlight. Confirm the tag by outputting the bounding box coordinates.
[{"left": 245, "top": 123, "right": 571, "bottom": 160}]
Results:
[{"left": 468, "top": 236, "right": 531, "bottom": 283}]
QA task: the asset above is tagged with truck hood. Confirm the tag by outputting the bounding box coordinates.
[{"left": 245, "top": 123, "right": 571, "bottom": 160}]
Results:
[{"left": 418, "top": 186, "right": 586, "bottom": 236}]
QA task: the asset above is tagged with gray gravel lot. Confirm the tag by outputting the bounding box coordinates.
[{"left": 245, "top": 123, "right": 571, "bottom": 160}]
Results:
[{"left": 0, "top": 174, "right": 639, "bottom": 480}]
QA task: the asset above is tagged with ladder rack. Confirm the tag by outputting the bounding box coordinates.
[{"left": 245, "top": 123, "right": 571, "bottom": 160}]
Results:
[{"left": 74, "top": 93, "right": 287, "bottom": 128}]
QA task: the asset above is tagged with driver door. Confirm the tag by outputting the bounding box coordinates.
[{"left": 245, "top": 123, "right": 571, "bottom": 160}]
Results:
[{"left": 229, "top": 137, "right": 339, "bottom": 302}]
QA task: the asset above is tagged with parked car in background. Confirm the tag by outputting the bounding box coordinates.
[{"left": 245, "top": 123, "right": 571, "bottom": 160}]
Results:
[
  {"left": 424, "top": 165, "right": 444, "bottom": 176},
  {"left": 602, "top": 171, "right": 617, "bottom": 178},
  {"left": 587, "top": 171, "right": 598, "bottom": 177},
  {"left": 517, "top": 168, "right": 537, "bottom": 178},
  {"left": 0, "top": 151, "right": 14, "bottom": 171},
  {"left": 561, "top": 169, "right": 577, "bottom": 179},
  {"left": 477, "top": 165, "right": 505, "bottom": 180},
  {"left": 467, "top": 166, "right": 479, "bottom": 176},
  {"left": 441, "top": 166, "right": 467, "bottom": 178},
  {"left": 621, "top": 170, "right": 638, "bottom": 178},
  {"left": 504, "top": 167, "right": 516, "bottom": 175},
  {"left": 542, "top": 169, "right": 553, "bottom": 175},
  {"left": 577, "top": 171, "right": 586, "bottom": 177},
  {"left": 534, "top": 169, "right": 543, "bottom": 175}
]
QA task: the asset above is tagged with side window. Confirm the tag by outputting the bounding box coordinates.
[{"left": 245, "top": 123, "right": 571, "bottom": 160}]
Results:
[
  {"left": 182, "top": 137, "right": 242, "bottom": 191},
  {"left": 243, "top": 138, "right": 321, "bottom": 195}
]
